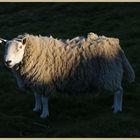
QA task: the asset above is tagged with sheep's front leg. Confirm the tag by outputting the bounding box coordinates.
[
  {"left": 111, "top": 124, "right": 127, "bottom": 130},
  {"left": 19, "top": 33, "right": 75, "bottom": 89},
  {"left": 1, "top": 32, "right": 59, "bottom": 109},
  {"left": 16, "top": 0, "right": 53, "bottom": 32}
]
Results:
[
  {"left": 113, "top": 88, "right": 123, "bottom": 113},
  {"left": 40, "top": 95, "right": 49, "bottom": 119},
  {"left": 12, "top": 69, "right": 25, "bottom": 91},
  {"left": 33, "top": 92, "right": 42, "bottom": 112}
]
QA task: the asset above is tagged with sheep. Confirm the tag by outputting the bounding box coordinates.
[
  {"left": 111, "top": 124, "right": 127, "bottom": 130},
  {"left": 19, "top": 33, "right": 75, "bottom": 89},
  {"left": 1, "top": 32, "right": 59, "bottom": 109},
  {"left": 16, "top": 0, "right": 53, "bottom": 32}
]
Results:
[{"left": 2, "top": 32, "right": 135, "bottom": 119}]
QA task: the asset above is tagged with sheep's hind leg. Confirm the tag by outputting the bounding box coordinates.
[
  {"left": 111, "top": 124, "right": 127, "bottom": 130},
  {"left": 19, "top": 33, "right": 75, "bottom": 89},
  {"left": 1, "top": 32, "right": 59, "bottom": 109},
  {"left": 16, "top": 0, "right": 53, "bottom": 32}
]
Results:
[
  {"left": 33, "top": 92, "right": 42, "bottom": 112},
  {"left": 40, "top": 95, "right": 49, "bottom": 119},
  {"left": 113, "top": 88, "right": 123, "bottom": 113}
]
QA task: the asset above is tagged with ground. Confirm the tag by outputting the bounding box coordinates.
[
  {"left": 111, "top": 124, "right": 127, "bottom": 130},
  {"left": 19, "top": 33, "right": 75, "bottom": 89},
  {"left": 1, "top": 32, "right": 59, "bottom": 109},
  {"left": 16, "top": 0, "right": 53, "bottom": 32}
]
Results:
[{"left": 0, "top": 3, "right": 139, "bottom": 137}]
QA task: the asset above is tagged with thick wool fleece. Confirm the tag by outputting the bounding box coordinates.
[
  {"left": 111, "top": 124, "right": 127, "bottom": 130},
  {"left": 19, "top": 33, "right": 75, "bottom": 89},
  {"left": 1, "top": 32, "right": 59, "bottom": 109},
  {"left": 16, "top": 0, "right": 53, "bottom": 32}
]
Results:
[{"left": 14, "top": 33, "right": 135, "bottom": 96}]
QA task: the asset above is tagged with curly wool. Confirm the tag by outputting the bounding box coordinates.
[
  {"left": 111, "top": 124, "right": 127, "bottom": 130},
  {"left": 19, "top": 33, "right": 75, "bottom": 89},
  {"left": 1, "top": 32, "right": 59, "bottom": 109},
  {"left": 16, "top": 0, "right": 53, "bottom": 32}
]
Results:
[{"left": 14, "top": 33, "right": 134, "bottom": 96}]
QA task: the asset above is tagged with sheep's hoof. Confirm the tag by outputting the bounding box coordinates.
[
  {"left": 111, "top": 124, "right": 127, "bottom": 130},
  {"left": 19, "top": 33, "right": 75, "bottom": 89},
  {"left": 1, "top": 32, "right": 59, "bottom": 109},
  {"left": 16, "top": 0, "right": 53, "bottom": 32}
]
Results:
[
  {"left": 40, "top": 113, "right": 49, "bottom": 119},
  {"left": 113, "top": 110, "right": 122, "bottom": 113},
  {"left": 33, "top": 108, "right": 41, "bottom": 113}
]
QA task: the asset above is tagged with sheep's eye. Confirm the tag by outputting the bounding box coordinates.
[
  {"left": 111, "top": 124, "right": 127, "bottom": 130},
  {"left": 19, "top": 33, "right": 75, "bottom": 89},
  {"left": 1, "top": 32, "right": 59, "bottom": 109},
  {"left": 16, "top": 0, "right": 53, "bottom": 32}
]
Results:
[{"left": 19, "top": 45, "right": 22, "bottom": 49}]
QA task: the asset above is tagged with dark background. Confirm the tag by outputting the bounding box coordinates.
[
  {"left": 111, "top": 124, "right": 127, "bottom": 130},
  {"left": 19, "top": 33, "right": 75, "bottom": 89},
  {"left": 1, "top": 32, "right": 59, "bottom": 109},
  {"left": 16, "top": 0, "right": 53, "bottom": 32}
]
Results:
[{"left": 0, "top": 2, "right": 139, "bottom": 137}]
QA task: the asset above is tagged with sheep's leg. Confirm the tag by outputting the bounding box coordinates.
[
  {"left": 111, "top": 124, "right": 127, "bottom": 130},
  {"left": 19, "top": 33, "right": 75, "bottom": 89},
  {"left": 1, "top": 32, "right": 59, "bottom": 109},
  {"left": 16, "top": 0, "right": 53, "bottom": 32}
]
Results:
[
  {"left": 33, "top": 92, "right": 42, "bottom": 112},
  {"left": 40, "top": 95, "right": 49, "bottom": 119},
  {"left": 113, "top": 88, "right": 123, "bottom": 113},
  {"left": 12, "top": 69, "right": 25, "bottom": 91}
]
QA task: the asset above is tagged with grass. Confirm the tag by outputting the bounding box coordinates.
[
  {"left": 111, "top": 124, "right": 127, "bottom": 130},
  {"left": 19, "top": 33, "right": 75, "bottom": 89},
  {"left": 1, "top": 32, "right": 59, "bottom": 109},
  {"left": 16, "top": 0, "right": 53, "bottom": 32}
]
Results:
[{"left": 0, "top": 2, "right": 139, "bottom": 137}]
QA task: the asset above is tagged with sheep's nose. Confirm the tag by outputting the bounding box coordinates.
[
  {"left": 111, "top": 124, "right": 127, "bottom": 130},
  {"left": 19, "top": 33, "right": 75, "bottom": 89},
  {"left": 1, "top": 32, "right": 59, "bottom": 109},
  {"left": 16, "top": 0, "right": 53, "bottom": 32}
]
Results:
[{"left": 5, "top": 60, "right": 12, "bottom": 66}]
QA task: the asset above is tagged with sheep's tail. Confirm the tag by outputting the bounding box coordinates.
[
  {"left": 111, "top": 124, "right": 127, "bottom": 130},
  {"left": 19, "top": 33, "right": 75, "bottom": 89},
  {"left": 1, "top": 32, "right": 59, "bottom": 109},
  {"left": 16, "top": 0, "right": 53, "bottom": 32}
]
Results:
[{"left": 121, "top": 52, "right": 135, "bottom": 83}]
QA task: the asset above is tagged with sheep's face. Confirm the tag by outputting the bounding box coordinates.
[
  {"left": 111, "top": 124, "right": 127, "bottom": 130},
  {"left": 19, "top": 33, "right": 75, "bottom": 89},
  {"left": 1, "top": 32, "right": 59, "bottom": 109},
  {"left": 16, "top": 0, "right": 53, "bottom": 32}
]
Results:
[{"left": 4, "top": 39, "right": 26, "bottom": 68}]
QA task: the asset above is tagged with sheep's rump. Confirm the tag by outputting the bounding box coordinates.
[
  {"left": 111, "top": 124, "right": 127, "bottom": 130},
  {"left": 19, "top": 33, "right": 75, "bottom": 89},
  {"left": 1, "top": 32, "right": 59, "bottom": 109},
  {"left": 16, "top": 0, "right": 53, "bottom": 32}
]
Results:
[{"left": 17, "top": 33, "right": 125, "bottom": 95}]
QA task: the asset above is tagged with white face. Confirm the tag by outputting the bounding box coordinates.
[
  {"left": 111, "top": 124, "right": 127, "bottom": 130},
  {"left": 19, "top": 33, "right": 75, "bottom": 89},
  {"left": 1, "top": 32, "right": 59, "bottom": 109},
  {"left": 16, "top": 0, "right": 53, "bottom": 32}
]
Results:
[{"left": 4, "top": 40, "right": 26, "bottom": 68}]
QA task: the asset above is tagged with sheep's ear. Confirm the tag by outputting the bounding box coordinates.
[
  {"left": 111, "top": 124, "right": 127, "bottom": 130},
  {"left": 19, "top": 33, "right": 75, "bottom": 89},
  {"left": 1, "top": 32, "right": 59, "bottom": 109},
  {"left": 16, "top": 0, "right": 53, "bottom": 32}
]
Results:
[
  {"left": 22, "top": 38, "right": 26, "bottom": 45},
  {"left": 0, "top": 38, "right": 7, "bottom": 45}
]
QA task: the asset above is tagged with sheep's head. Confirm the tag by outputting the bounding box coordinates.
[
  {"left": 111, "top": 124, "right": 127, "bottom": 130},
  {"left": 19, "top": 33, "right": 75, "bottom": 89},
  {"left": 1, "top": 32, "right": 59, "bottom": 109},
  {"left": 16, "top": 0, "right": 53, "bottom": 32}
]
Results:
[{"left": 4, "top": 38, "right": 26, "bottom": 68}]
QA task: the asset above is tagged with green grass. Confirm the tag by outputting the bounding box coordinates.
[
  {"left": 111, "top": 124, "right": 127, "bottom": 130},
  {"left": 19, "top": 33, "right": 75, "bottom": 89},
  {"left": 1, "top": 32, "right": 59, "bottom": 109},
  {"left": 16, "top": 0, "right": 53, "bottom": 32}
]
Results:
[{"left": 0, "top": 2, "right": 139, "bottom": 137}]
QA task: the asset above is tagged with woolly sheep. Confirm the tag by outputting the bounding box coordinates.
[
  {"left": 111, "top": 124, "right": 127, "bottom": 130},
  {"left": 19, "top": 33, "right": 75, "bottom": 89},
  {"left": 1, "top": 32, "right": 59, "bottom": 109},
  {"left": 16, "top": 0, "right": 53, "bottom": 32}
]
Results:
[{"left": 3, "top": 33, "right": 135, "bottom": 119}]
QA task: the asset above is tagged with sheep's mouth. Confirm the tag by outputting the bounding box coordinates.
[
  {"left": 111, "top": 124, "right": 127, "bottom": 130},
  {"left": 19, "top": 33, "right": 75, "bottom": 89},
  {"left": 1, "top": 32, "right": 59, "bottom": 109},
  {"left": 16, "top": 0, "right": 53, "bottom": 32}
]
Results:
[{"left": 4, "top": 63, "right": 13, "bottom": 68}]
